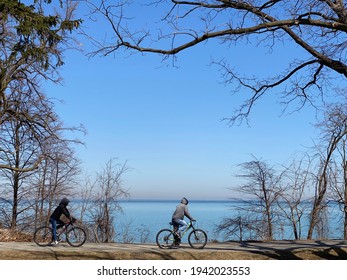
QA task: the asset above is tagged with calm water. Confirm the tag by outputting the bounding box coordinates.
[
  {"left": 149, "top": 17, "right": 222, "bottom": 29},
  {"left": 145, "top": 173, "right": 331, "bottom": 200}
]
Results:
[
  {"left": 112, "top": 200, "right": 345, "bottom": 243},
  {"left": 114, "top": 200, "right": 231, "bottom": 243}
]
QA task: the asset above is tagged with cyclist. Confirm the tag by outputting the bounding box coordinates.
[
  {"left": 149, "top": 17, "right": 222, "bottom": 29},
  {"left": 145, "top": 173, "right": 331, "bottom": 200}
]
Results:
[
  {"left": 49, "top": 197, "right": 72, "bottom": 245},
  {"left": 172, "top": 197, "right": 195, "bottom": 243}
]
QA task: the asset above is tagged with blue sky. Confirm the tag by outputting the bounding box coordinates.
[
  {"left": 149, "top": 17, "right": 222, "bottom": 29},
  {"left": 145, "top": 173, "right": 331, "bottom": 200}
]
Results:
[{"left": 45, "top": 2, "right": 322, "bottom": 200}]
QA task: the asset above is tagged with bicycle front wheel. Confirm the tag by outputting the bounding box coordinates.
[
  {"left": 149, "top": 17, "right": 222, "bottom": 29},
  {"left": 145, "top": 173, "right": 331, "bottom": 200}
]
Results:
[
  {"left": 66, "top": 226, "right": 87, "bottom": 247},
  {"left": 188, "top": 229, "right": 207, "bottom": 249},
  {"left": 156, "top": 229, "right": 176, "bottom": 249},
  {"left": 34, "top": 226, "right": 53, "bottom": 247}
]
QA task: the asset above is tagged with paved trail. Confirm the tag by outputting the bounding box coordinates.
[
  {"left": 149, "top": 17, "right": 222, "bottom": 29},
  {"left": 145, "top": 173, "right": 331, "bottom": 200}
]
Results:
[{"left": 1, "top": 240, "right": 347, "bottom": 260}]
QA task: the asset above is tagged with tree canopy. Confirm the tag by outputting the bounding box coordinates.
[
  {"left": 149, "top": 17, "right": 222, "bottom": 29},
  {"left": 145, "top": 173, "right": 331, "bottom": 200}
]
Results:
[
  {"left": 0, "top": 0, "right": 82, "bottom": 171},
  {"left": 0, "top": 0, "right": 81, "bottom": 109}
]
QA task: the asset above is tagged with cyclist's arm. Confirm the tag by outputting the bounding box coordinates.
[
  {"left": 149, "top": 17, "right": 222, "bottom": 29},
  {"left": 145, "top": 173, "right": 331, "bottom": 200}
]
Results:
[
  {"left": 62, "top": 207, "right": 72, "bottom": 221},
  {"left": 184, "top": 206, "right": 194, "bottom": 221}
]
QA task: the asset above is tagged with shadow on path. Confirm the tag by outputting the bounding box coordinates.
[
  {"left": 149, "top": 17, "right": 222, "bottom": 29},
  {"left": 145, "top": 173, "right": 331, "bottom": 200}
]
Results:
[{"left": 204, "top": 240, "right": 347, "bottom": 260}]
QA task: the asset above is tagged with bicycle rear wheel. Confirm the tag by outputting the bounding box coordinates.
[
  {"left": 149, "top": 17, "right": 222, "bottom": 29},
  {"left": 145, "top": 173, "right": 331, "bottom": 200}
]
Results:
[
  {"left": 188, "top": 229, "right": 207, "bottom": 249},
  {"left": 156, "top": 229, "right": 176, "bottom": 249},
  {"left": 34, "top": 226, "right": 53, "bottom": 247},
  {"left": 66, "top": 226, "right": 87, "bottom": 247}
]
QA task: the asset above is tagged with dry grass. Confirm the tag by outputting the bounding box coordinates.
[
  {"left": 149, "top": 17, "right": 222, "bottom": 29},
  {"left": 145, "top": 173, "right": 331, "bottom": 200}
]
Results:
[{"left": 0, "top": 228, "right": 32, "bottom": 242}]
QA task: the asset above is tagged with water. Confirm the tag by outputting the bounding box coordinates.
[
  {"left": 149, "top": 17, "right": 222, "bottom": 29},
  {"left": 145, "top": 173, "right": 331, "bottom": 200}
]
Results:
[
  {"left": 114, "top": 200, "right": 231, "bottom": 243},
  {"left": 111, "top": 200, "right": 346, "bottom": 243}
]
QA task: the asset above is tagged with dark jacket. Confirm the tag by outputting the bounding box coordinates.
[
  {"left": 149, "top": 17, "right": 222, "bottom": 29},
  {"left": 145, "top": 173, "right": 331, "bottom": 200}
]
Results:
[
  {"left": 172, "top": 197, "right": 194, "bottom": 221},
  {"left": 50, "top": 198, "right": 71, "bottom": 221}
]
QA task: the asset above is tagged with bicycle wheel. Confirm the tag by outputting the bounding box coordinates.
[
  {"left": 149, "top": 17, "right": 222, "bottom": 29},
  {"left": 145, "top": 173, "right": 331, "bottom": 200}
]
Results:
[
  {"left": 156, "top": 229, "right": 176, "bottom": 249},
  {"left": 188, "top": 229, "right": 207, "bottom": 249},
  {"left": 34, "top": 226, "right": 53, "bottom": 247},
  {"left": 66, "top": 226, "right": 87, "bottom": 247}
]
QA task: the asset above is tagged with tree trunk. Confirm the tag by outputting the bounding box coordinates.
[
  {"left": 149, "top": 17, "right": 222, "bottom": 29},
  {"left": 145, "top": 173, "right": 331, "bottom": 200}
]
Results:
[{"left": 307, "top": 172, "right": 327, "bottom": 239}]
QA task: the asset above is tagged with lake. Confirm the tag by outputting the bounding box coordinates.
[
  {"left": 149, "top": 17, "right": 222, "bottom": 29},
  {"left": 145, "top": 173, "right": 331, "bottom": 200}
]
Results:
[
  {"left": 112, "top": 200, "right": 231, "bottom": 243},
  {"left": 110, "top": 199, "right": 345, "bottom": 243}
]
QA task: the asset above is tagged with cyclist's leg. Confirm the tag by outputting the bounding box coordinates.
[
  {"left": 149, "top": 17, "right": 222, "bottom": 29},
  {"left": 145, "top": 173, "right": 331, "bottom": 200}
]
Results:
[
  {"left": 49, "top": 217, "right": 58, "bottom": 242},
  {"left": 177, "top": 219, "right": 188, "bottom": 233},
  {"left": 173, "top": 218, "right": 187, "bottom": 238},
  {"left": 171, "top": 219, "right": 181, "bottom": 244},
  {"left": 57, "top": 219, "right": 64, "bottom": 229},
  {"left": 56, "top": 220, "right": 65, "bottom": 242}
]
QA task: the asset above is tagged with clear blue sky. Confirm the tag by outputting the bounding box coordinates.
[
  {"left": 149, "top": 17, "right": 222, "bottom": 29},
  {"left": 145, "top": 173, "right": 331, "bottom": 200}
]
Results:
[{"left": 45, "top": 2, "right": 322, "bottom": 200}]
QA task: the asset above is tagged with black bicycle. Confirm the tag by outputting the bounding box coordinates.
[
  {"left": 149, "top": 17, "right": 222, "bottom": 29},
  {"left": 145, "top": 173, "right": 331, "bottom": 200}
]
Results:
[
  {"left": 34, "top": 218, "right": 87, "bottom": 247},
  {"left": 156, "top": 220, "right": 207, "bottom": 249}
]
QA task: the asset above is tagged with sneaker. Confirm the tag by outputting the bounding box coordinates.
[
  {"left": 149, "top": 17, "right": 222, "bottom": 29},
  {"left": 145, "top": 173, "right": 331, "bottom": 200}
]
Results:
[{"left": 54, "top": 240, "right": 59, "bottom": 245}]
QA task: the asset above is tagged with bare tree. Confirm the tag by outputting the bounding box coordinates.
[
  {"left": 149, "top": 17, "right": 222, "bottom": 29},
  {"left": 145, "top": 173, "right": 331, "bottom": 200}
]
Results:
[
  {"left": 335, "top": 136, "right": 347, "bottom": 239},
  {"left": 222, "top": 156, "right": 283, "bottom": 240},
  {"left": 32, "top": 144, "right": 82, "bottom": 229},
  {"left": 307, "top": 101, "right": 347, "bottom": 239},
  {"left": 277, "top": 155, "right": 313, "bottom": 240},
  {"left": 0, "top": 89, "right": 52, "bottom": 229},
  {"left": 82, "top": 158, "right": 130, "bottom": 243},
  {"left": 0, "top": 86, "right": 84, "bottom": 229},
  {"left": 337, "top": 136, "right": 347, "bottom": 239},
  {"left": 215, "top": 216, "right": 244, "bottom": 241},
  {"left": 318, "top": 102, "right": 347, "bottom": 239},
  {"left": 84, "top": 0, "right": 347, "bottom": 123}
]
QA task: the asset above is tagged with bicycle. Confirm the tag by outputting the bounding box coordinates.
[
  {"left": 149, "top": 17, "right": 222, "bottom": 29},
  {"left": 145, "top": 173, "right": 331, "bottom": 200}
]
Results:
[
  {"left": 156, "top": 220, "right": 207, "bottom": 249},
  {"left": 34, "top": 217, "right": 87, "bottom": 247}
]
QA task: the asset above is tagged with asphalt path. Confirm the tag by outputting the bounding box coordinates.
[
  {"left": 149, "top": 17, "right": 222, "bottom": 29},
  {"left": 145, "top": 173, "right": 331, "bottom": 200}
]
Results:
[{"left": 1, "top": 240, "right": 347, "bottom": 260}]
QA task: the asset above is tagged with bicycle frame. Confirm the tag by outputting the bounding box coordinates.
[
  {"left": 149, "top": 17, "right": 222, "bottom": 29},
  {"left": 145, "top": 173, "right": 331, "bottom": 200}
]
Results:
[
  {"left": 56, "top": 220, "right": 73, "bottom": 237},
  {"left": 172, "top": 221, "right": 195, "bottom": 238},
  {"left": 55, "top": 219, "right": 80, "bottom": 242}
]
